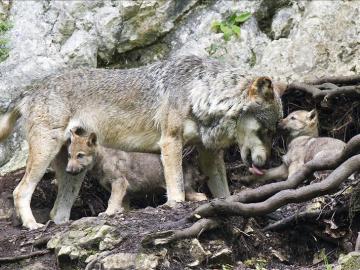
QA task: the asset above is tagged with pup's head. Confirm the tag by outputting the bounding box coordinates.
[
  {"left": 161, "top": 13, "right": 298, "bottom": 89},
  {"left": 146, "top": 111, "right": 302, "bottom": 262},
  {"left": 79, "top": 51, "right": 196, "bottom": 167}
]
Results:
[
  {"left": 278, "top": 109, "right": 319, "bottom": 140},
  {"left": 66, "top": 127, "right": 97, "bottom": 175},
  {"left": 236, "top": 77, "right": 283, "bottom": 175}
]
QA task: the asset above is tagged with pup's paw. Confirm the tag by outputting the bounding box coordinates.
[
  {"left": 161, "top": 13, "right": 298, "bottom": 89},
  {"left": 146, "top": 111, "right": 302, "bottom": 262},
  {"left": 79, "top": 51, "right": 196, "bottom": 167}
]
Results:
[{"left": 186, "top": 192, "right": 208, "bottom": 202}]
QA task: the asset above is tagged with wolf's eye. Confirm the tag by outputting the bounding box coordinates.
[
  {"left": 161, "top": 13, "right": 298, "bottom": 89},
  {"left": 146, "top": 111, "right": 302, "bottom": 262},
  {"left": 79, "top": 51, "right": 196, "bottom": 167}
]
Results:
[
  {"left": 290, "top": 116, "right": 296, "bottom": 120},
  {"left": 77, "top": 153, "right": 85, "bottom": 159}
]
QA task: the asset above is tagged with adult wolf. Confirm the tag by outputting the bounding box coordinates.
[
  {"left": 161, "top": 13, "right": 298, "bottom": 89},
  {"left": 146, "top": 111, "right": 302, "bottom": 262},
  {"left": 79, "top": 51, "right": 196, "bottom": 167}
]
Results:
[{"left": 0, "top": 55, "right": 282, "bottom": 229}]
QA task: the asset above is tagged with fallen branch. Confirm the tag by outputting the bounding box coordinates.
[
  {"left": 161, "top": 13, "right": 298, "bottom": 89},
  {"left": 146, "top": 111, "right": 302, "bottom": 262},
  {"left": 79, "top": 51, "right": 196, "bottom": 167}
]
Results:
[
  {"left": 262, "top": 206, "right": 348, "bottom": 232},
  {"left": 142, "top": 218, "right": 220, "bottom": 247},
  {"left": 0, "top": 250, "right": 50, "bottom": 263}
]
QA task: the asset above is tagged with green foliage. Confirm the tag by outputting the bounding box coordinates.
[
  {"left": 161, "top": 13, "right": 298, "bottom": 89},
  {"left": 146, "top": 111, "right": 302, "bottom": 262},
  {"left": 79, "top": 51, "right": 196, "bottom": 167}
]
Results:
[
  {"left": 244, "top": 258, "right": 267, "bottom": 270},
  {"left": 320, "top": 249, "right": 333, "bottom": 270},
  {"left": 222, "top": 264, "right": 233, "bottom": 270},
  {"left": 211, "top": 11, "right": 251, "bottom": 41},
  {"left": 0, "top": 19, "right": 11, "bottom": 62}
]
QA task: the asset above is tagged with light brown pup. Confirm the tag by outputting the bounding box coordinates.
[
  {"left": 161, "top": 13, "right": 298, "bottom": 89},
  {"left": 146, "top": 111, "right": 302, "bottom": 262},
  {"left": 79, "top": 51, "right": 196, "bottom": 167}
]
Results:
[
  {"left": 66, "top": 128, "right": 207, "bottom": 216},
  {"left": 241, "top": 109, "right": 346, "bottom": 184}
]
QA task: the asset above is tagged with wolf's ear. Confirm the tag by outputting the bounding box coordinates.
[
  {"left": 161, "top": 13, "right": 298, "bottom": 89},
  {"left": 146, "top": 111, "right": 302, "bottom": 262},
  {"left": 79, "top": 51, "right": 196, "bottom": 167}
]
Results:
[
  {"left": 273, "top": 81, "right": 287, "bottom": 97},
  {"left": 307, "top": 109, "right": 318, "bottom": 121},
  {"left": 87, "top": 133, "right": 97, "bottom": 147},
  {"left": 249, "top": 77, "right": 275, "bottom": 101}
]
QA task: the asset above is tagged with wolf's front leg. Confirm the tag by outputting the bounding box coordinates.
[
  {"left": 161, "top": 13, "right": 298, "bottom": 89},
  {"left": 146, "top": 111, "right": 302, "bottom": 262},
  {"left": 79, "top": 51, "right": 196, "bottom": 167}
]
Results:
[
  {"left": 198, "top": 148, "right": 230, "bottom": 198},
  {"left": 50, "top": 146, "right": 86, "bottom": 224},
  {"left": 160, "top": 122, "right": 185, "bottom": 206}
]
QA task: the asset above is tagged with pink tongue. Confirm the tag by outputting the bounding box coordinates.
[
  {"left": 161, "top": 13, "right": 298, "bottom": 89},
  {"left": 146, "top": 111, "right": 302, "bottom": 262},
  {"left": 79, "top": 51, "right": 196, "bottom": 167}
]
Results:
[{"left": 249, "top": 164, "right": 264, "bottom": 176}]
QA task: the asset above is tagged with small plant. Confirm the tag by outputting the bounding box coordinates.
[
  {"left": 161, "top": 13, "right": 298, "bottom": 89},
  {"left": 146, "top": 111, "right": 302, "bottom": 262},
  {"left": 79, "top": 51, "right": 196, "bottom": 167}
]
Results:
[
  {"left": 320, "top": 249, "right": 333, "bottom": 270},
  {"left": 244, "top": 258, "right": 267, "bottom": 270},
  {"left": 0, "top": 19, "right": 11, "bottom": 62},
  {"left": 211, "top": 11, "right": 252, "bottom": 41}
]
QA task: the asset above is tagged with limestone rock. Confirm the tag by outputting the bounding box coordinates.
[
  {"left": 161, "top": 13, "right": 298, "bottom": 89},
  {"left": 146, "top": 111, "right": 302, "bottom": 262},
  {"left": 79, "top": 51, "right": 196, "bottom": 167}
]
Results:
[{"left": 335, "top": 252, "right": 360, "bottom": 270}]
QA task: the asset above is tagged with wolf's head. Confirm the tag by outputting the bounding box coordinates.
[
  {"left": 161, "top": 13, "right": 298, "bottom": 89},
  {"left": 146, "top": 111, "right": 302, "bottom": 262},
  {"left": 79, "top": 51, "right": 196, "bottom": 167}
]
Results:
[
  {"left": 235, "top": 77, "right": 283, "bottom": 173},
  {"left": 278, "top": 109, "right": 319, "bottom": 140},
  {"left": 66, "top": 127, "right": 97, "bottom": 175}
]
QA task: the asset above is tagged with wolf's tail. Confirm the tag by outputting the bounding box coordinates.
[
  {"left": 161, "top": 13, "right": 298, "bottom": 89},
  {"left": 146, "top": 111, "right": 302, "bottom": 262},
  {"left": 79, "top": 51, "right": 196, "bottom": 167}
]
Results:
[{"left": 0, "top": 94, "right": 26, "bottom": 142}]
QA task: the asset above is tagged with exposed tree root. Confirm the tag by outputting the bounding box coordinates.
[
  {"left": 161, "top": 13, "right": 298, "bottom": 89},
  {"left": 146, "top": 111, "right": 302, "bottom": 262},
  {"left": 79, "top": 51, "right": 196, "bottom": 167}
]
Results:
[
  {"left": 193, "top": 154, "right": 360, "bottom": 218},
  {"left": 262, "top": 206, "right": 348, "bottom": 232},
  {"left": 142, "top": 218, "right": 220, "bottom": 247},
  {"left": 0, "top": 250, "right": 50, "bottom": 263},
  {"left": 227, "top": 134, "right": 360, "bottom": 205},
  {"left": 286, "top": 75, "right": 360, "bottom": 107},
  {"left": 356, "top": 232, "right": 360, "bottom": 252}
]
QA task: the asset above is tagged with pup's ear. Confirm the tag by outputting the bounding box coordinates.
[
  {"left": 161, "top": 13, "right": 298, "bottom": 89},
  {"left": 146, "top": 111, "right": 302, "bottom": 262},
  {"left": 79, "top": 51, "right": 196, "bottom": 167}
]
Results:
[
  {"left": 249, "top": 77, "right": 275, "bottom": 101},
  {"left": 307, "top": 109, "right": 318, "bottom": 121},
  {"left": 70, "top": 127, "right": 86, "bottom": 140},
  {"left": 87, "top": 133, "right": 97, "bottom": 147},
  {"left": 69, "top": 128, "right": 78, "bottom": 141}
]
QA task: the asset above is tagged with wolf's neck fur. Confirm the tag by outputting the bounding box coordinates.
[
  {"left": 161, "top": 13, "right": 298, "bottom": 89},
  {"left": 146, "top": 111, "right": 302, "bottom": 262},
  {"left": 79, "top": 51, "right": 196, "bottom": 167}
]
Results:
[{"left": 189, "top": 68, "right": 251, "bottom": 148}]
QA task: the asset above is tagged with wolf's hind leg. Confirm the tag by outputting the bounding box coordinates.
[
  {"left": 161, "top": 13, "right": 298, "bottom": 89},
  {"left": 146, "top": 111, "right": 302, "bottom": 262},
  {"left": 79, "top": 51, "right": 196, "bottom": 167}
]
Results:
[
  {"left": 198, "top": 148, "right": 230, "bottom": 198},
  {"left": 102, "top": 177, "right": 128, "bottom": 216},
  {"left": 50, "top": 145, "right": 86, "bottom": 224},
  {"left": 13, "top": 134, "right": 62, "bottom": 230}
]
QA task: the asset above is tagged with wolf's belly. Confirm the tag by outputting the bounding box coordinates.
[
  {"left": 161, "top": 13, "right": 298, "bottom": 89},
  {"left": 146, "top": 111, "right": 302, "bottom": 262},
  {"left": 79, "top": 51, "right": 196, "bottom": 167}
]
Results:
[{"left": 102, "top": 129, "right": 161, "bottom": 153}]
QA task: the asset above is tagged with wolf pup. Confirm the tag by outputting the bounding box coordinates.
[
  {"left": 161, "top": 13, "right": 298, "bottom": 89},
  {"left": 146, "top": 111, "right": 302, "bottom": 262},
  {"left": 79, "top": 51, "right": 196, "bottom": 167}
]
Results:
[
  {"left": 0, "top": 55, "right": 282, "bottom": 229},
  {"left": 66, "top": 128, "right": 207, "bottom": 215},
  {"left": 241, "top": 109, "right": 346, "bottom": 184}
]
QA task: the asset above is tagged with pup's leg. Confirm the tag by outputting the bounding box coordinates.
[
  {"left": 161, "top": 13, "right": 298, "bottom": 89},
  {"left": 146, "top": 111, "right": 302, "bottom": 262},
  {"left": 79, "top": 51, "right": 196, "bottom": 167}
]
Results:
[
  {"left": 198, "top": 147, "right": 230, "bottom": 198},
  {"left": 240, "top": 163, "right": 288, "bottom": 185},
  {"left": 50, "top": 145, "right": 86, "bottom": 224},
  {"left": 183, "top": 165, "right": 207, "bottom": 201},
  {"left": 288, "top": 161, "right": 304, "bottom": 177},
  {"left": 102, "top": 177, "right": 128, "bottom": 216},
  {"left": 13, "top": 134, "right": 62, "bottom": 229},
  {"left": 160, "top": 112, "right": 185, "bottom": 206}
]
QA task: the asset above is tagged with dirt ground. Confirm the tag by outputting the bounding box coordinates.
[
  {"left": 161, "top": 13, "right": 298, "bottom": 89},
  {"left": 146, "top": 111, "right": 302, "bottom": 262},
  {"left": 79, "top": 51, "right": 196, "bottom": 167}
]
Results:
[{"left": 0, "top": 166, "right": 358, "bottom": 270}]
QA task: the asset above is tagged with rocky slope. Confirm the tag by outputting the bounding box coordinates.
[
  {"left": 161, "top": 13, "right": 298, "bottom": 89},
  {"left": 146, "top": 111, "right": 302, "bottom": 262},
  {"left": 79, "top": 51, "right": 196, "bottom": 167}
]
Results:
[{"left": 0, "top": 0, "right": 359, "bottom": 173}]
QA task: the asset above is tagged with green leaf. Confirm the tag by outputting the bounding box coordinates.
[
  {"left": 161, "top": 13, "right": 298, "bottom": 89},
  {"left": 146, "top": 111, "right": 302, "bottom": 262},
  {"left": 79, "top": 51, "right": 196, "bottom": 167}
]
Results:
[
  {"left": 227, "top": 13, "right": 237, "bottom": 24},
  {"left": 220, "top": 24, "right": 232, "bottom": 41},
  {"left": 231, "top": 24, "right": 241, "bottom": 37},
  {"left": 235, "top": 11, "right": 252, "bottom": 23},
  {"left": 211, "top": 21, "right": 221, "bottom": 32}
]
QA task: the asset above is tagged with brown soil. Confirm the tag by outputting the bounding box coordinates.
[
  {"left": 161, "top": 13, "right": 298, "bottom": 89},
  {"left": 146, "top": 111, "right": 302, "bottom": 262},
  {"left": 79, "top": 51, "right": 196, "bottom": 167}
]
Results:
[{"left": 0, "top": 168, "right": 358, "bottom": 270}]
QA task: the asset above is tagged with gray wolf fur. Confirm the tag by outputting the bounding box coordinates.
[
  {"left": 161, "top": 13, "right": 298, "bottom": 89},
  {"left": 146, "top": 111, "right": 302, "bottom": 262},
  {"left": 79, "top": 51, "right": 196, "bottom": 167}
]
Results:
[
  {"left": 66, "top": 128, "right": 207, "bottom": 216},
  {"left": 241, "top": 109, "right": 346, "bottom": 184},
  {"left": 0, "top": 55, "right": 282, "bottom": 229}
]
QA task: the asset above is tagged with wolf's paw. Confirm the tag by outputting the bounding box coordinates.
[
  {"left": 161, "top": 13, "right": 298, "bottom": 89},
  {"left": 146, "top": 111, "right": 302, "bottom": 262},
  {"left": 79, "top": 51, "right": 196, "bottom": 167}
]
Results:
[
  {"left": 164, "top": 200, "right": 182, "bottom": 208},
  {"left": 99, "top": 208, "right": 125, "bottom": 217},
  {"left": 24, "top": 221, "right": 44, "bottom": 230}
]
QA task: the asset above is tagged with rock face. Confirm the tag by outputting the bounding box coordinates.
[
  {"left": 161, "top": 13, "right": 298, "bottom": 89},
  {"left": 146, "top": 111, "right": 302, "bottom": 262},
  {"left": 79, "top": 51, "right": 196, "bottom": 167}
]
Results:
[{"left": 0, "top": 0, "right": 359, "bottom": 172}]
